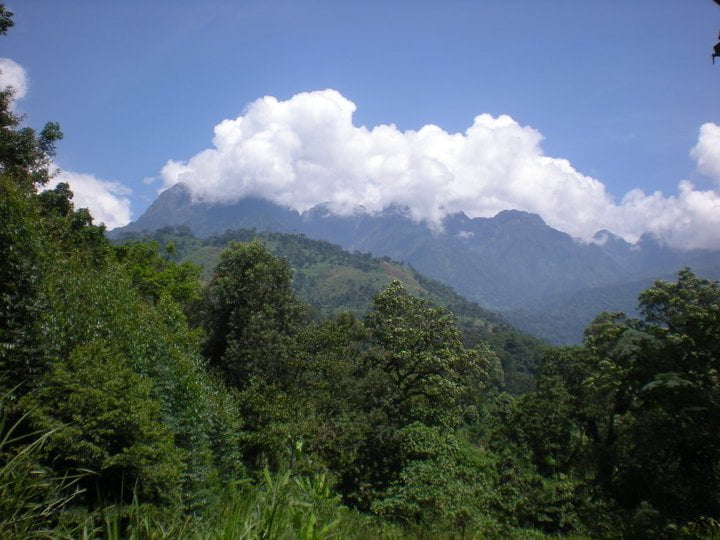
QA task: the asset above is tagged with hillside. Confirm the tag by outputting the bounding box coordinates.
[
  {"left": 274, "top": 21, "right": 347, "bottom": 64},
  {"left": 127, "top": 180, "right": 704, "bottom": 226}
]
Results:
[
  {"left": 111, "top": 185, "right": 720, "bottom": 344},
  {"left": 116, "top": 227, "right": 545, "bottom": 393}
]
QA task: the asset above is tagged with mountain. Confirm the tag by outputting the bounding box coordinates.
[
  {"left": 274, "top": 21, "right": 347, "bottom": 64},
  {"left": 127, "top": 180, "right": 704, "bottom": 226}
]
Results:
[
  {"left": 111, "top": 184, "right": 720, "bottom": 343},
  {"left": 123, "top": 184, "right": 303, "bottom": 235},
  {"left": 116, "top": 227, "right": 545, "bottom": 394}
]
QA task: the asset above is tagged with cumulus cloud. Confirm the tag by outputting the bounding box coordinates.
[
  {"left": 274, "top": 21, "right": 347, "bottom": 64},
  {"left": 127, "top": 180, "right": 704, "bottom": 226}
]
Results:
[
  {"left": 160, "top": 89, "right": 720, "bottom": 250},
  {"left": 49, "top": 169, "right": 133, "bottom": 229},
  {"left": 691, "top": 123, "right": 720, "bottom": 184},
  {"left": 0, "top": 58, "right": 27, "bottom": 107}
]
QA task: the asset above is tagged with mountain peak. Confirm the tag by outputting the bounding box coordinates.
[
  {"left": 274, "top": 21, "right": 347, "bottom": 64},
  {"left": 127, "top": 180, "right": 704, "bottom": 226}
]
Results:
[
  {"left": 158, "top": 182, "right": 194, "bottom": 202},
  {"left": 637, "top": 232, "right": 667, "bottom": 251},
  {"left": 592, "top": 229, "right": 629, "bottom": 247},
  {"left": 493, "top": 209, "right": 546, "bottom": 227}
]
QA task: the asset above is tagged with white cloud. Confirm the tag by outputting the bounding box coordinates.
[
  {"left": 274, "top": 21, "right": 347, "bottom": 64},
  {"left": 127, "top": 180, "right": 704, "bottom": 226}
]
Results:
[
  {"left": 49, "top": 169, "right": 133, "bottom": 229},
  {"left": 161, "top": 90, "right": 720, "bottom": 250},
  {"left": 691, "top": 122, "right": 720, "bottom": 184},
  {"left": 0, "top": 58, "right": 27, "bottom": 107}
]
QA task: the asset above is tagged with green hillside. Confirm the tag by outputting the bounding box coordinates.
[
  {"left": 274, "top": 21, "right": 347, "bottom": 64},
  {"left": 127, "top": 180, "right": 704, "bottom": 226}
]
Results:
[{"left": 116, "top": 226, "right": 545, "bottom": 393}]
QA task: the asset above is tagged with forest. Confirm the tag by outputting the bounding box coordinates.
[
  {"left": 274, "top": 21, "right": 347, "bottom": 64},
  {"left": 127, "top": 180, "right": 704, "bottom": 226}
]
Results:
[{"left": 2, "top": 8, "right": 720, "bottom": 539}]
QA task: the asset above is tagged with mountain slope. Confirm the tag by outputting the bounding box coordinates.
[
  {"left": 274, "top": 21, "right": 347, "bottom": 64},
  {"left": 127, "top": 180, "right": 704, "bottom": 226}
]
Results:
[
  {"left": 117, "top": 227, "right": 545, "bottom": 393},
  {"left": 503, "top": 264, "right": 720, "bottom": 344},
  {"left": 112, "top": 185, "right": 720, "bottom": 343}
]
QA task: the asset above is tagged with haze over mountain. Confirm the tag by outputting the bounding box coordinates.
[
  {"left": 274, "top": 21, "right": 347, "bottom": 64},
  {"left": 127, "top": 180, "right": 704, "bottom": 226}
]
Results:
[{"left": 112, "top": 182, "right": 720, "bottom": 343}]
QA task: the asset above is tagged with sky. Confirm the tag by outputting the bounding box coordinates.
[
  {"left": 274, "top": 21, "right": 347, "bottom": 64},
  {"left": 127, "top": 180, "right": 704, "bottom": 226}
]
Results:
[{"left": 2, "top": 1, "right": 720, "bottom": 248}]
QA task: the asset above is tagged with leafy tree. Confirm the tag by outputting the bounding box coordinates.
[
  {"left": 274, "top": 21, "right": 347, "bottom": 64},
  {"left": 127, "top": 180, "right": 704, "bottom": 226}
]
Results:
[
  {"left": 362, "top": 281, "right": 476, "bottom": 428},
  {"left": 510, "top": 269, "right": 720, "bottom": 535},
  {"left": 0, "top": 89, "right": 62, "bottom": 189},
  {"left": 199, "top": 241, "right": 310, "bottom": 470},
  {"left": 0, "top": 41, "right": 64, "bottom": 392},
  {"left": 114, "top": 240, "right": 201, "bottom": 307},
  {"left": 0, "top": 10, "right": 69, "bottom": 394},
  {"left": 37, "top": 182, "right": 110, "bottom": 263},
  {"left": 21, "top": 341, "right": 183, "bottom": 505},
  {"left": 200, "top": 240, "right": 306, "bottom": 388},
  {"left": 336, "top": 281, "right": 502, "bottom": 529},
  {"left": 370, "top": 422, "right": 498, "bottom": 536},
  {"left": 611, "top": 269, "right": 720, "bottom": 525},
  {"left": 0, "top": 175, "right": 48, "bottom": 389},
  {"left": 19, "top": 254, "right": 244, "bottom": 510},
  {"left": 0, "top": 5, "right": 246, "bottom": 529}
]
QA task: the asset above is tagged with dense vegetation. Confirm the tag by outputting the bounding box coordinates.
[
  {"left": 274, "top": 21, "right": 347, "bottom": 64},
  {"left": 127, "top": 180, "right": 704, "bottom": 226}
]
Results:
[
  {"left": 116, "top": 226, "right": 544, "bottom": 394},
  {"left": 2, "top": 9, "right": 720, "bottom": 538}
]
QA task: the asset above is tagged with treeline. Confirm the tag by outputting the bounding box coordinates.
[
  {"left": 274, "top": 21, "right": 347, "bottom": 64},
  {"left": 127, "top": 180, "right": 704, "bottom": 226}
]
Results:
[{"left": 3, "top": 10, "right": 720, "bottom": 538}]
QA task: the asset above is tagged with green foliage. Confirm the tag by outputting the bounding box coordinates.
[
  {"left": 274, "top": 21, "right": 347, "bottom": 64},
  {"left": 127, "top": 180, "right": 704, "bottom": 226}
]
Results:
[
  {"left": 0, "top": 91, "right": 62, "bottom": 189},
  {"left": 611, "top": 270, "right": 720, "bottom": 526},
  {"left": 497, "top": 269, "right": 720, "bottom": 536},
  {"left": 114, "top": 240, "right": 201, "bottom": 307},
  {"left": 370, "top": 423, "right": 497, "bottom": 535},
  {"left": 21, "top": 341, "right": 183, "bottom": 505},
  {"left": 36, "top": 257, "right": 245, "bottom": 510},
  {"left": 0, "top": 174, "right": 48, "bottom": 389},
  {"left": 0, "top": 396, "right": 84, "bottom": 538},
  {"left": 117, "top": 228, "right": 542, "bottom": 394},
  {"left": 363, "top": 281, "right": 469, "bottom": 427},
  {"left": 37, "top": 182, "right": 109, "bottom": 261},
  {"left": 330, "top": 281, "right": 505, "bottom": 533},
  {"left": 201, "top": 240, "right": 307, "bottom": 388}
]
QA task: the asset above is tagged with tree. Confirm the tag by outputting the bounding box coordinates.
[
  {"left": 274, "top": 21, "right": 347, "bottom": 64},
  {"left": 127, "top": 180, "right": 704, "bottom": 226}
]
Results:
[
  {"left": 0, "top": 174, "right": 47, "bottom": 389},
  {"left": 0, "top": 9, "right": 63, "bottom": 391},
  {"left": 370, "top": 422, "right": 498, "bottom": 536},
  {"left": 0, "top": 5, "right": 248, "bottom": 527},
  {"left": 113, "top": 240, "right": 201, "bottom": 307},
  {"left": 520, "top": 269, "right": 720, "bottom": 534},
  {"left": 362, "top": 280, "right": 471, "bottom": 428},
  {"left": 21, "top": 341, "right": 183, "bottom": 505},
  {"left": 37, "top": 182, "right": 109, "bottom": 261},
  {"left": 0, "top": 90, "right": 62, "bottom": 189},
  {"left": 199, "top": 241, "right": 309, "bottom": 469},
  {"left": 614, "top": 269, "right": 720, "bottom": 524},
  {"left": 339, "top": 281, "right": 501, "bottom": 525},
  {"left": 200, "top": 240, "right": 306, "bottom": 388}
]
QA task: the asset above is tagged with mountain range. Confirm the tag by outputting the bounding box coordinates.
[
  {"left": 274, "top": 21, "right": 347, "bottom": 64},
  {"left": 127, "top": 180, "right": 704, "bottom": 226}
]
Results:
[{"left": 111, "top": 183, "right": 720, "bottom": 343}]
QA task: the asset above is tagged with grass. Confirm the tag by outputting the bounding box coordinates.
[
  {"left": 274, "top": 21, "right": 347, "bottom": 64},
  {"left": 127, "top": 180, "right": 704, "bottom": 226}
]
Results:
[{"left": 0, "top": 396, "right": 84, "bottom": 538}]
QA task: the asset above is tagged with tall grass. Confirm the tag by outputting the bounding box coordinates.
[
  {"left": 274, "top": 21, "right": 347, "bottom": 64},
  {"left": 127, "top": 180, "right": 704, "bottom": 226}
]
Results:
[
  {"left": 70, "top": 493, "right": 196, "bottom": 540},
  {"left": 70, "top": 467, "right": 401, "bottom": 540},
  {"left": 212, "top": 468, "right": 348, "bottom": 539},
  {"left": 0, "top": 399, "right": 83, "bottom": 538}
]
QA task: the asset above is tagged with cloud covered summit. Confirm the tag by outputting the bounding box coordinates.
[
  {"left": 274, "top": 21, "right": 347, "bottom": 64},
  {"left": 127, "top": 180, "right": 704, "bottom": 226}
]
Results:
[{"left": 159, "top": 90, "right": 720, "bottom": 250}]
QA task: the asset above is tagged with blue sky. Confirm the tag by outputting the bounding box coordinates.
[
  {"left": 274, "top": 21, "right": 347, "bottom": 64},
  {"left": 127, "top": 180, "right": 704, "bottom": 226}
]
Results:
[{"left": 2, "top": 1, "right": 720, "bottom": 246}]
